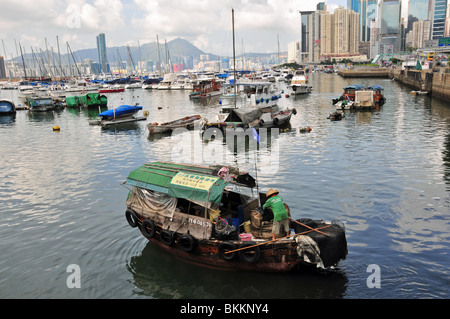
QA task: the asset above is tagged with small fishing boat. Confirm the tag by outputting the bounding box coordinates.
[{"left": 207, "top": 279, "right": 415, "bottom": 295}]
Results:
[
  {"left": 0, "top": 99, "right": 16, "bottom": 115},
  {"left": 333, "top": 85, "right": 385, "bottom": 109},
  {"left": 147, "top": 115, "right": 203, "bottom": 135},
  {"left": 25, "top": 96, "right": 56, "bottom": 112},
  {"left": 89, "top": 104, "right": 146, "bottom": 126},
  {"left": 258, "top": 108, "right": 297, "bottom": 128},
  {"left": 65, "top": 93, "right": 107, "bottom": 108},
  {"left": 123, "top": 161, "right": 348, "bottom": 272},
  {"left": 189, "top": 78, "right": 222, "bottom": 99},
  {"left": 328, "top": 111, "right": 344, "bottom": 121},
  {"left": 332, "top": 84, "right": 363, "bottom": 104},
  {"left": 203, "top": 106, "right": 296, "bottom": 134}
]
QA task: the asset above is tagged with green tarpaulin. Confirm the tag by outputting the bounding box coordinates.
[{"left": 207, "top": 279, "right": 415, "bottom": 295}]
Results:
[{"left": 125, "top": 162, "right": 229, "bottom": 204}]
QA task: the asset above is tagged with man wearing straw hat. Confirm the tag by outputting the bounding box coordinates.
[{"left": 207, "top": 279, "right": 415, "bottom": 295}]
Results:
[{"left": 262, "top": 189, "right": 290, "bottom": 240}]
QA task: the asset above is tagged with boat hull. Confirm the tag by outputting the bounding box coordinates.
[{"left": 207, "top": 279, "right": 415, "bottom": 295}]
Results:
[
  {"left": 0, "top": 99, "right": 16, "bottom": 114},
  {"left": 290, "top": 84, "right": 312, "bottom": 94},
  {"left": 147, "top": 115, "right": 203, "bottom": 135}
]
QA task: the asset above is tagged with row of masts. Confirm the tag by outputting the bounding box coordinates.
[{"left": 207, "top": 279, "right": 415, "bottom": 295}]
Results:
[{"left": 1, "top": 35, "right": 177, "bottom": 81}]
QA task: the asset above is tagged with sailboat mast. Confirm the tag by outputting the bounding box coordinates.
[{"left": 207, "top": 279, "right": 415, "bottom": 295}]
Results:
[{"left": 232, "top": 9, "right": 237, "bottom": 109}]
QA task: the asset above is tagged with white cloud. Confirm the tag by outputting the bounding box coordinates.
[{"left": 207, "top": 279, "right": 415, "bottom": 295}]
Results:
[{"left": 0, "top": 0, "right": 353, "bottom": 56}]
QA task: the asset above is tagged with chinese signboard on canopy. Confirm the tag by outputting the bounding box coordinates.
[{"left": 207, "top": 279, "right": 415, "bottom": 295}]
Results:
[{"left": 438, "top": 37, "right": 450, "bottom": 46}]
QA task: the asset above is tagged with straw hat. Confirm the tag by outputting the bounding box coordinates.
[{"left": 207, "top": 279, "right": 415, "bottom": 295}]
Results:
[{"left": 266, "top": 189, "right": 279, "bottom": 197}]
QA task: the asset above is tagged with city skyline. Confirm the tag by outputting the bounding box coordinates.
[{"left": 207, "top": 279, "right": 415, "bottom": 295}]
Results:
[{"left": 2, "top": 0, "right": 413, "bottom": 60}]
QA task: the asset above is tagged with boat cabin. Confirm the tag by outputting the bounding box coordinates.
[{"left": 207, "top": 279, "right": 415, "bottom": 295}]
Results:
[{"left": 125, "top": 162, "right": 258, "bottom": 240}]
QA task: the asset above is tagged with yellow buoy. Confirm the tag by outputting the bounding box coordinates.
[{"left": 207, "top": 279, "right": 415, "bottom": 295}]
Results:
[
  {"left": 53, "top": 125, "right": 60, "bottom": 131},
  {"left": 143, "top": 110, "right": 149, "bottom": 117}
]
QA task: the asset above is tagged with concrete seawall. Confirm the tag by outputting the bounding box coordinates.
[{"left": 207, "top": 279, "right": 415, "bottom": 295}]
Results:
[
  {"left": 390, "top": 68, "right": 450, "bottom": 100},
  {"left": 338, "top": 68, "right": 390, "bottom": 78},
  {"left": 338, "top": 67, "right": 450, "bottom": 101}
]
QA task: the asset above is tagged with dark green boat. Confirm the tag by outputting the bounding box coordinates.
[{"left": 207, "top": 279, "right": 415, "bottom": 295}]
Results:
[{"left": 65, "top": 93, "right": 107, "bottom": 108}]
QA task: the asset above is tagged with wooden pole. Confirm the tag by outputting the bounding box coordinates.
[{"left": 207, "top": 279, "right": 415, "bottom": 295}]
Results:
[
  {"left": 225, "top": 225, "right": 331, "bottom": 254},
  {"left": 289, "top": 218, "right": 329, "bottom": 237}
]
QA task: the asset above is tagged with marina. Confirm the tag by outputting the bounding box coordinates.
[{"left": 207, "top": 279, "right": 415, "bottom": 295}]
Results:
[{"left": 0, "top": 72, "right": 449, "bottom": 299}]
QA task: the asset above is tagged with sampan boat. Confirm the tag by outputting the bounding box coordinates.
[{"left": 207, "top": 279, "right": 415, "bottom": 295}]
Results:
[{"left": 124, "top": 162, "right": 348, "bottom": 272}]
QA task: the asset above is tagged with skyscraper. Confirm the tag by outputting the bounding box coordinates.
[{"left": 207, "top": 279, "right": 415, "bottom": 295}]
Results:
[
  {"left": 359, "top": 0, "right": 377, "bottom": 42},
  {"left": 407, "top": 0, "right": 432, "bottom": 33},
  {"left": 96, "top": 33, "right": 109, "bottom": 73},
  {"left": 320, "top": 6, "right": 359, "bottom": 58},
  {"left": 378, "top": 0, "right": 402, "bottom": 52},
  {"left": 0, "top": 56, "right": 6, "bottom": 78},
  {"left": 430, "top": 0, "right": 448, "bottom": 39}
]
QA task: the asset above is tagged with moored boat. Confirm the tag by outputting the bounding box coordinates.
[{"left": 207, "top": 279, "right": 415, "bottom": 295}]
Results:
[
  {"left": 124, "top": 161, "right": 348, "bottom": 272},
  {"left": 189, "top": 78, "right": 222, "bottom": 99},
  {"left": 89, "top": 104, "right": 146, "bottom": 126},
  {"left": 147, "top": 115, "right": 203, "bottom": 135},
  {"left": 98, "top": 87, "right": 125, "bottom": 93},
  {"left": 65, "top": 93, "right": 107, "bottom": 108},
  {"left": 99, "top": 104, "right": 143, "bottom": 120},
  {"left": 202, "top": 106, "right": 296, "bottom": 134},
  {"left": 0, "top": 99, "right": 16, "bottom": 115},
  {"left": 25, "top": 96, "right": 56, "bottom": 112},
  {"left": 332, "top": 84, "right": 385, "bottom": 109},
  {"left": 289, "top": 69, "right": 312, "bottom": 95}
]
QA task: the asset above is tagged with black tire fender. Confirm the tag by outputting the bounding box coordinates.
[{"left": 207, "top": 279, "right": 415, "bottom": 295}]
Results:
[
  {"left": 178, "top": 234, "right": 196, "bottom": 252},
  {"left": 238, "top": 241, "right": 261, "bottom": 264},
  {"left": 125, "top": 209, "right": 138, "bottom": 228},
  {"left": 218, "top": 241, "right": 237, "bottom": 261},
  {"left": 141, "top": 219, "right": 156, "bottom": 238},
  {"left": 160, "top": 229, "right": 175, "bottom": 246}
]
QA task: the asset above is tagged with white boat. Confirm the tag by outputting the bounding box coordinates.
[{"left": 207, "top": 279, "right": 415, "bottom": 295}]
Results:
[
  {"left": 157, "top": 73, "right": 178, "bottom": 90},
  {"left": 125, "top": 82, "right": 143, "bottom": 89},
  {"left": 290, "top": 70, "right": 312, "bottom": 94}
]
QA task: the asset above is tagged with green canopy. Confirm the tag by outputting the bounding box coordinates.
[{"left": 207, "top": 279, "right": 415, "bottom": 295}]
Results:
[{"left": 125, "top": 162, "right": 230, "bottom": 204}]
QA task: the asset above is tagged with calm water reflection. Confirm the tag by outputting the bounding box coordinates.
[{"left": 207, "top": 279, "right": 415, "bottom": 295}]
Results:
[{"left": 0, "top": 73, "right": 448, "bottom": 299}]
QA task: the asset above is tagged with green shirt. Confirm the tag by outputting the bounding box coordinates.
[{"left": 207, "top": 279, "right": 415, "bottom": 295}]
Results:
[{"left": 262, "top": 195, "right": 289, "bottom": 221}]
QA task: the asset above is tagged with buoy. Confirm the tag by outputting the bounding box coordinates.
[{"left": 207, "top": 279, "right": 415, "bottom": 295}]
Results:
[
  {"left": 53, "top": 125, "right": 60, "bottom": 131},
  {"left": 143, "top": 110, "right": 149, "bottom": 117}
]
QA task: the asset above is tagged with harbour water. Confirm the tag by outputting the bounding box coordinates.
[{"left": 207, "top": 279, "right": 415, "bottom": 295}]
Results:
[{"left": 0, "top": 73, "right": 449, "bottom": 299}]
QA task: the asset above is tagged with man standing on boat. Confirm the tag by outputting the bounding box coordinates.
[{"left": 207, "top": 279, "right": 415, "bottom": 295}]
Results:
[{"left": 262, "top": 189, "right": 290, "bottom": 240}]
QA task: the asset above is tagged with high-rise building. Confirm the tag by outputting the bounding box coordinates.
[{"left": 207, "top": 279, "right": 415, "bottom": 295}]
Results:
[
  {"left": 299, "top": 2, "right": 327, "bottom": 63},
  {"left": 406, "top": 0, "right": 432, "bottom": 33},
  {"left": 378, "top": 0, "right": 402, "bottom": 52},
  {"left": 0, "top": 56, "right": 6, "bottom": 78},
  {"left": 411, "top": 20, "right": 432, "bottom": 48},
  {"left": 359, "top": 0, "right": 377, "bottom": 42},
  {"left": 445, "top": 2, "right": 450, "bottom": 37},
  {"left": 96, "top": 33, "right": 109, "bottom": 73},
  {"left": 348, "top": 0, "right": 360, "bottom": 13},
  {"left": 319, "top": 7, "right": 359, "bottom": 59},
  {"left": 430, "top": 0, "right": 448, "bottom": 39},
  {"left": 288, "top": 42, "right": 301, "bottom": 63}
]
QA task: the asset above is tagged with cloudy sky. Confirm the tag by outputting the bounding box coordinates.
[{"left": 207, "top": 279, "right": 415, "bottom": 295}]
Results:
[{"left": 0, "top": 0, "right": 405, "bottom": 59}]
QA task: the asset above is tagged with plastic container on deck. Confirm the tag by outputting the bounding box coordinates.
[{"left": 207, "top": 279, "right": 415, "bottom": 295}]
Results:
[{"left": 239, "top": 233, "right": 252, "bottom": 241}]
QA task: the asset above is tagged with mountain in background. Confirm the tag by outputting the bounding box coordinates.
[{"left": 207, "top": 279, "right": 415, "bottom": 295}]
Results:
[
  {"left": 74, "top": 37, "right": 215, "bottom": 64},
  {"left": 13, "top": 37, "right": 276, "bottom": 66}
]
